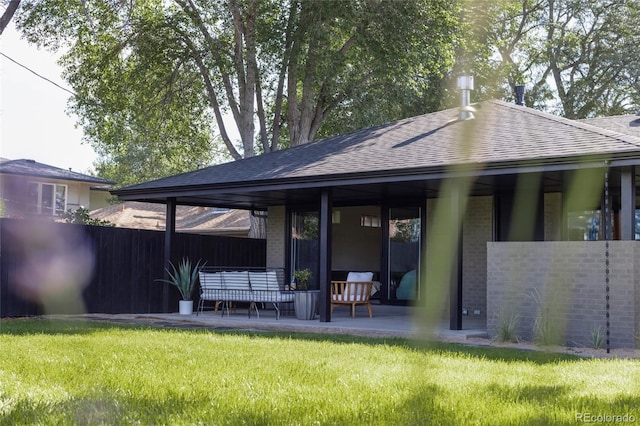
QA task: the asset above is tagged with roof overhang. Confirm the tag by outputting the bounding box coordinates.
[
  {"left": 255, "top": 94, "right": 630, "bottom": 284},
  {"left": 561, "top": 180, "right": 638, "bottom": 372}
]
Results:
[{"left": 113, "top": 153, "right": 640, "bottom": 210}]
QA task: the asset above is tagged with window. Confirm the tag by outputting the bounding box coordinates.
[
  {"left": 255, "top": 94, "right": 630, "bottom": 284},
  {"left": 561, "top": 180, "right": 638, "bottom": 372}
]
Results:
[
  {"left": 27, "top": 182, "right": 67, "bottom": 216},
  {"left": 290, "top": 211, "right": 319, "bottom": 289},
  {"left": 567, "top": 209, "right": 615, "bottom": 241},
  {"left": 360, "top": 215, "right": 381, "bottom": 227},
  {"left": 388, "top": 207, "right": 421, "bottom": 301}
]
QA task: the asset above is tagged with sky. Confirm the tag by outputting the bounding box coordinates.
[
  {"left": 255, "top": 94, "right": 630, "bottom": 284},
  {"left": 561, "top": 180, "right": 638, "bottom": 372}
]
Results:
[{"left": 1, "top": 23, "right": 98, "bottom": 173}]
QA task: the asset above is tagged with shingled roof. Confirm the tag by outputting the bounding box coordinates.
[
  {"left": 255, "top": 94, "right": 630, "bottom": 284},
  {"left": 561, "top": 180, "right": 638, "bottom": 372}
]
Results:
[
  {"left": 91, "top": 201, "right": 250, "bottom": 236},
  {"left": 114, "top": 100, "right": 640, "bottom": 209},
  {"left": 580, "top": 114, "right": 640, "bottom": 139},
  {"left": 0, "top": 159, "right": 114, "bottom": 185}
]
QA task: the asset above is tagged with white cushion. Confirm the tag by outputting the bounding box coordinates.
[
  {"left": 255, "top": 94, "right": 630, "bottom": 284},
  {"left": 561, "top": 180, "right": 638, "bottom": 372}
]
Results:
[
  {"left": 249, "top": 270, "right": 279, "bottom": 290},
  {"left": 347, "top": 290, "right": 366, "bottom": 301},
  {"left": 346, "top": 273, "right": 373, "bottom": 299},
  {"left": 266, "top": 270, "right": 278, "bottom": 289},
  {"left": 221, "top": 271, "right": 250, "bottom": 290},
  {"left": 333, "top": 294, "right": 363, "bottom": 302},
  {"left": 199, "top": 272, "right": 223, "bottom": 289},
  {"left": 333, "top": 281, "right": 369, "bottom": 301},
  {"left": 346, "top": 272, "right": 373, "bottom": 282},
  {"left": 248, "top": 272, "right": 269, "bottom": 291}
]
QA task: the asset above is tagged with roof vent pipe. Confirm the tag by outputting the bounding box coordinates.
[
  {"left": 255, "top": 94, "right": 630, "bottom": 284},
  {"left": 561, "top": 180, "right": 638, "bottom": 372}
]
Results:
[
  {"left": 515, "top": 84, "right": 525, "bottom": 106},
  {"left": 457, "top": 76, "right": 474, "bottom": 120}
]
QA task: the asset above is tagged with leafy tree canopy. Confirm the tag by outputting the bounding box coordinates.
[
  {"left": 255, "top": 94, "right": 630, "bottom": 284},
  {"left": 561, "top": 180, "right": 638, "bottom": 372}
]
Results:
[
  {"left": 15, "top": 0, "right": 460, "bottom": 185},
  {"left": 11, "top": 0, "right": 640, "bottom": 187},
  {"left": 456, "top": 0, "right": 640, "bottom": 118}
]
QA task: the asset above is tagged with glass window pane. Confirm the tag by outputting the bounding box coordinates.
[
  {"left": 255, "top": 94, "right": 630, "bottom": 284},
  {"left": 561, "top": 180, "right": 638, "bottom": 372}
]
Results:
[
  {"left": 55, "top": 185, "right": 67, "bottom": 215},
  {"left": 567, "top": 210, "right": 600, "bottom": 240},
  {"left": 41, "top": 184, "right": 54, "bottom": 215},
  {"left": 291, "top": 211, "right": 319, "bottom": 289},
  {"left": 389, "top": 207, "right": 420, "bottom": 301},
  {"left": 27, "top": 182, "right": 39, "bottom": 214}
]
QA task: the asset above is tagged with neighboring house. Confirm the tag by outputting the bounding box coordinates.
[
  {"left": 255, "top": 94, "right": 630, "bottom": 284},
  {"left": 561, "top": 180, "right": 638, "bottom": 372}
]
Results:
[
  {"left": 0, "top": 158, "right": 114, "bottom": 218},
  {"left": 91, "top": 201, "right": 251, "bottom": 237},
  {"left": 113, "top": 99, "right": 640, "bottom": 348}
]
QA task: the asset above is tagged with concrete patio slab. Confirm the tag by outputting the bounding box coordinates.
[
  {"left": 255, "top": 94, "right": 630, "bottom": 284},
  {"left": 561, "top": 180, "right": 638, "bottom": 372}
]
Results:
[{"left": 78, "top": 304, "right": 488, "bottom": 343}]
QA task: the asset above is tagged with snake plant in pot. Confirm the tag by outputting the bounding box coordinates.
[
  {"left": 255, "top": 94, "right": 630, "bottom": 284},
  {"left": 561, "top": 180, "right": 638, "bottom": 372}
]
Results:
[{"left": 157, "top": 258, "right": 207, "bottom": 315}]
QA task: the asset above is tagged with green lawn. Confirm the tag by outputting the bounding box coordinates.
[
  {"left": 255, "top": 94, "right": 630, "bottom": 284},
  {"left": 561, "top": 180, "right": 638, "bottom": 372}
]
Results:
[{"left": 0, "top": 319, "right": 638, "bottom": 425}]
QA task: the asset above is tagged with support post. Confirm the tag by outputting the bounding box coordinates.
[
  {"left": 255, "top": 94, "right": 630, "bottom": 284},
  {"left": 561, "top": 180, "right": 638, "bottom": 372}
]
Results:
[
  {"left": 163, "top": 198, "right": 177, "bottom": 313},
  {"left": 318, "top": 189, "right": 332, "bottom": 322},
  {"left": 380, "top": 204, "right": 390, "bottom": 304},
  {"left": 449, "top": 185, "right": 463, "bottom": 330},
  {"left": 620, "top": 166, "right": 636, "bottom": 240}
]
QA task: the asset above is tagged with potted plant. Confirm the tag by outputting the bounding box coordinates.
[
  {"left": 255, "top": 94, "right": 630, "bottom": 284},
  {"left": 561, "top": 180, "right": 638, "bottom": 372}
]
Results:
[
  {"left": 292, "top": 268, "right": 318, "bottom": 320},
  {"left": 293, "top": 268, "right": 312, "bottom": 290},
  {"left": 157, "top": 258, "right": 207, "bottom": 315}
]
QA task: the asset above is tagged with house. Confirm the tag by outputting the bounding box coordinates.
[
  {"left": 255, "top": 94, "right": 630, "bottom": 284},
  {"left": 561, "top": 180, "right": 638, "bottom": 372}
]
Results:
[
  {"left": 0, "top": 158, "right": 114, "bottom": 218},
  {"left": 113, "top": 99, "right": 640, "bottom": 348},
  {"left": 90, "top": 201, "right": 251, "bottom": 237}
]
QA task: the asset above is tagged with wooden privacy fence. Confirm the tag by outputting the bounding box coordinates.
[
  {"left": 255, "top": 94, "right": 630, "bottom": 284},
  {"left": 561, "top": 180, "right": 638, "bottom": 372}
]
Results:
[{"left": 0, "top": 218, "right": 266, "bottom": 317}]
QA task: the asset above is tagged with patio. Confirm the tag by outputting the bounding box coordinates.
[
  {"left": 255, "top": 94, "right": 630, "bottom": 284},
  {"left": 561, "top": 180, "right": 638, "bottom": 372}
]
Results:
[{"left": 79, "top": 304, "right": 488, "bottom": 342}]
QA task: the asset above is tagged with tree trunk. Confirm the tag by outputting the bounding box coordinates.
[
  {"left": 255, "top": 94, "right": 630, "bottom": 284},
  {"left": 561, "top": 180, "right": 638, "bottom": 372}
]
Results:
[
  {"left": 248, "top": 213, "right": 266, "bottom": 239},
  {"left": 0, "top": 0, "right": 20, "bottom": 35}
]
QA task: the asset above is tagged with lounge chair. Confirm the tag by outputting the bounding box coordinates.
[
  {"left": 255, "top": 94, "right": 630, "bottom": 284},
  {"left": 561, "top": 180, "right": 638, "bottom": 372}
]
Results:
[{"left": 330, "top": 271, "right": 374, "bottom": 318}]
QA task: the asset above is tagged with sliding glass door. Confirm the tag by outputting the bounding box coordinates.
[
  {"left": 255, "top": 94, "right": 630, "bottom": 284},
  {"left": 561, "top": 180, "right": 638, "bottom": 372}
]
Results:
[
  {"left": 290, "top": 211, "right": 319, "bottom": 290},
  {"left": 388, "top": 207, "right": 421, "bottom": 302}
]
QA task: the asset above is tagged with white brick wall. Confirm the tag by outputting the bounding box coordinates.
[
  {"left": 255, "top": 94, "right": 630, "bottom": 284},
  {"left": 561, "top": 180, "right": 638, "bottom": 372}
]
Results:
[
  {"left": 266, "top": 206, "right": 286, "bottom": 268},
  {"left": 488, "top": 241, "right": 639, "bottom": 348},
  {"left": 462, "top": 196, "right": 493, "bottom": 319}
]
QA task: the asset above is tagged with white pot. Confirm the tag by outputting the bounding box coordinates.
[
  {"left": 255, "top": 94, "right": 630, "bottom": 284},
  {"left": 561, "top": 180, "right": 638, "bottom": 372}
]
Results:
[{"left": 179, "top": 300, "right": 193, "bottom": 315}]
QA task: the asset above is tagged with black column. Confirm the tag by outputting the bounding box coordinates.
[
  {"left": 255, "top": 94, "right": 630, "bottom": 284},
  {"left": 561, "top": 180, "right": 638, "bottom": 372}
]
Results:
[
  {"left": 449, "top": 186, "right": 463, "bottom": 330},
  {"left": 163, "top": 198, "right": 177, "bottom": 313},
  {"left": 380, "top": 204, "right": 390, "bottom": 304},
  {"left": 318, "top": 189, "right": 332, "bottom": 322}
]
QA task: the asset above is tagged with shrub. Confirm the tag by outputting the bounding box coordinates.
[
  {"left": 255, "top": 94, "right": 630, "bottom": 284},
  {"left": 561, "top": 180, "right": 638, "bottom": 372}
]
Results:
[
  {"left": 495, "top": 310, "right": 521, "bottom": 343},
  {"left": 590, "top": 326, "right": 604, "bottom": 349}
]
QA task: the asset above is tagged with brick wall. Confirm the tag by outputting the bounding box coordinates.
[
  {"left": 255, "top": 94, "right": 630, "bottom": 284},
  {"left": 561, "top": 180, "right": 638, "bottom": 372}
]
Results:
[
  {"left": 266, "top": 206, "right": 286, "bottom": 268},
  {"left": 462, "top": 196, "right": 493, "bottom": 319},
  {"left": 488, "top": 241, "right": 639, "bottom": 348}
]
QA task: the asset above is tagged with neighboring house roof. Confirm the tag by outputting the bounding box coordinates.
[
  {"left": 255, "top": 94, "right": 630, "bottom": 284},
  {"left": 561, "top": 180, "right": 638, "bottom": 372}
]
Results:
[
  {"left": 114, "top": 100, "right": 640, "bottom": 209},
  {"left": 579, "top": 114, "right": 640, "bottom": 138},
  {"left": 91, "top": 201, "right": 250, "bottom": 236},
  {"left": 0, "top": 159, "right": 114, "bottom": 185}
]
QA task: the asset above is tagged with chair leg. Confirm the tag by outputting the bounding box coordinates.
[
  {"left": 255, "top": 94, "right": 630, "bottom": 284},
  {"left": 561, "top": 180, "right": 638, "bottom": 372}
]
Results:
[
  {"left": 350, "top": 304, "right": 355, "bottom": 318},
  {"left": 367, "top": 303, "right": 373, "bottom": 318},
  {"left": 274, "top": 303, "right": 280, "bottom": 320}
]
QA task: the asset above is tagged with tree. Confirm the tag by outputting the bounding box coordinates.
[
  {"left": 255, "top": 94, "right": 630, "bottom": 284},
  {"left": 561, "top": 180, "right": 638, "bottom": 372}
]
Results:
[
  {"left": 15, "top": 0, "right": 460, "bottom": 186},
  {"left": 62, "top": 207, "right": 114, "bottom": 227},
  {"left": 461, "top": 0, "right": 640, "bottom": 118},
  {"left": 0, "top": 0, "right": 20, "bottom": 35}
]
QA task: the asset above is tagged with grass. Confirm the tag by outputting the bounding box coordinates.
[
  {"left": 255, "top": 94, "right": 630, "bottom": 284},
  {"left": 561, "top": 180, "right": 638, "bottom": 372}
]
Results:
[{"left": 1, "top": 319, "right": 639, "bottom": 425}]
